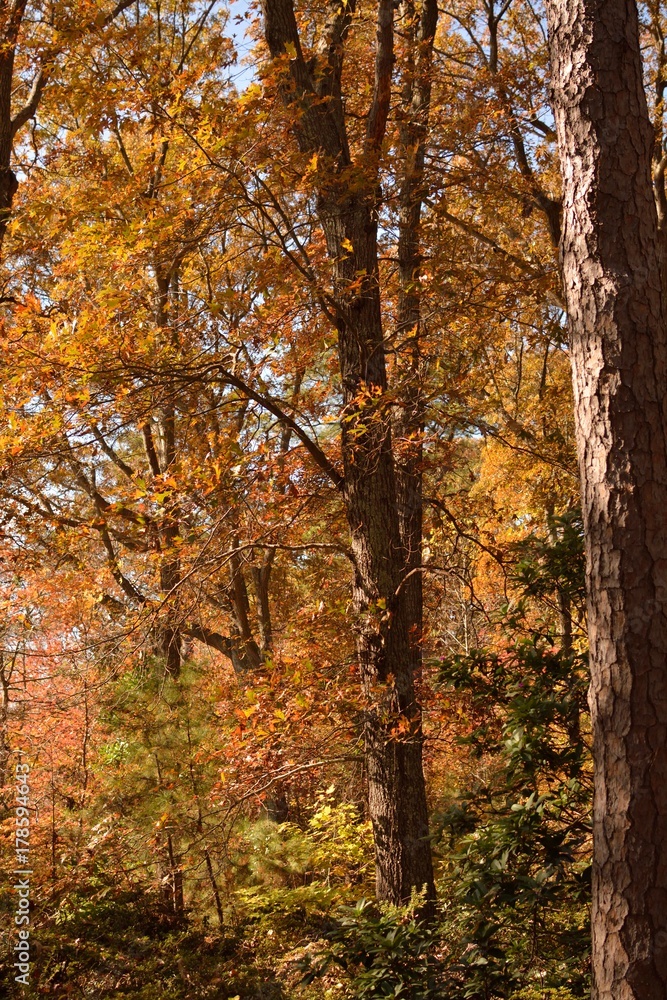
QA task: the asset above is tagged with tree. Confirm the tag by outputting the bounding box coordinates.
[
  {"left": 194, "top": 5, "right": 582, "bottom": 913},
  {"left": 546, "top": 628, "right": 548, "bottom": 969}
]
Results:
[
  {"left": 256, "top": 0, "right": 438, "bottom": 905},
  {"left": 0, "top": 6, "right": 618, "bottom": 991},
  {"left": 0, "top": 0, "right": 137, "bottom": 253},
  {"left": 545, "top": 0, "right": 667, "bottom": 994},
  {"left": 0, "top": 0, "right": 576, "bottom": 920}
]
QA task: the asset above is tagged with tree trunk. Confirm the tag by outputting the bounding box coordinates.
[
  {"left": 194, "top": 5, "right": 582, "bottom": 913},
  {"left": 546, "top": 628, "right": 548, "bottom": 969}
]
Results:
[
  {"left": 251, "top": 558, "right": 274, "bottom": 654},
  {"left": 319, "top": 189, "right": 435, "bottom": 908},
  {"left": 227, "top": 538, "right": 262, "bottom": 671},
  {"left": 546, "top": 0, "right": 667, "bottom": 993},
  {"left": 260, "top": 0, "right": 435, "bottom": 905},
  {"left": 0, "top": 2, "right": 26, "bottom": 250},
  {"left": 152, "top": 266, "right": 182, "bottom": 677}
]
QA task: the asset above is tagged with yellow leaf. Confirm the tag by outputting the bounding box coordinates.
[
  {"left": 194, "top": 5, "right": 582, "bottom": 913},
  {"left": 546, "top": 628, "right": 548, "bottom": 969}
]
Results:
[{"left": 304, "top": 152, "right": 319, "bottom": 176}]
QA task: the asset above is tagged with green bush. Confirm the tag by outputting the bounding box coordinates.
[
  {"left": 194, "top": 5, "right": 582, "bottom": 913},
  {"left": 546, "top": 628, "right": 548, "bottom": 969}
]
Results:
[{"left": 299, "top": 898, "right": 442, "bottom": 999}]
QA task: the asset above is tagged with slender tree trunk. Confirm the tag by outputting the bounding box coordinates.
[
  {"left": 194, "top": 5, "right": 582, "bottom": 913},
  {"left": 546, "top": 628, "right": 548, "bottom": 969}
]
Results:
[
  {"left": 390, "top": 0, "right": 438, "bottom": 907},
  {"left": 546, "top": 0, "right": 667, "bottom": 993},
  {"left": 152, "top": 267, "right": 182, "bottom": 676},
  {"left": 0, "top": 3, "right": 26, "bottom": 250},
  {"left": 249, "top": 397, "right": 302, "bottom": 658},
  {"left": 394, "top": 0, "right": 436, "bottom": 672},
  {"left": 0, "top": 651, "right": 11, "bottom": 791},
  {"left": 251, "top": 557, "right": 274, "bottom": 654},
  {"left": 204, "top": 848, "right": 224, "bottom": 926},
  {"left": 227, "top": 537, "right": 262, "bottom": 671},
  {"left": 166, "top": 832, "right": 184, "bottom": 916},
  {"left": 318, "top": 191, "right": 434, "bottom": 905}
]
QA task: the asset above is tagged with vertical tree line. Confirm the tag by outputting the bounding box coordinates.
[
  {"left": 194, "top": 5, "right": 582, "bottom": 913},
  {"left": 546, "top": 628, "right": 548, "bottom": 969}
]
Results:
[{"left": 546, "top": 0, "right": 667, "bottom": 994}]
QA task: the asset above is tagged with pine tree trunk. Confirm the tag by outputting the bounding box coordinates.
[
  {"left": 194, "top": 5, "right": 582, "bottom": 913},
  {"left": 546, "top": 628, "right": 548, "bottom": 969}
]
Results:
[{"left": 546, "top": 0, "right": 667, "bottom": 993}]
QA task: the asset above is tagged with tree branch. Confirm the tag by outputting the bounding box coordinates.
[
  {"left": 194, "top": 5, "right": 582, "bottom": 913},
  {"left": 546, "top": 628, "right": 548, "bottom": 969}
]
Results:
[
  {"left": 260, "top": 0, "right": 347, "bottom": 161},
  {"left": 99, "top": 526, "right": 149, "bottom": 606},
  {"left": 218, "top": 368, "right": 345, "bottom": 491},
  {"left": 98, "top": 0, "right": 137, "bottom": 30},
  {"left": 181, "top": 624, "right": 233, "bottom": 660},
  {"left": 436, "top": 204, "right": 556, "bottom": 286},
  {"left": 90, "top": 424, "right": 137, "bottom": 481},
  {"left": 9, "top": 1, "right": 138, "bottom": 140},
  {"left": 365, "top": 0, "right": 395, "bottom": 157},
  {"left": 142, "top": 422, "right": 162, "bottom": 477},
  {"left": 425, "top": 495, "right": 505, "bottom": 566},
  {"left": 10, "top": 65, "right": 48, "bottom": 138}
]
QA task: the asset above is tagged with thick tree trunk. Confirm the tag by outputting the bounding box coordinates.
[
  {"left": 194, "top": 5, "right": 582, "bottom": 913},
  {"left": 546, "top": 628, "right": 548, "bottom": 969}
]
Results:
[{"left": 546, "top": 0, "right": 667, "bottom": 994}]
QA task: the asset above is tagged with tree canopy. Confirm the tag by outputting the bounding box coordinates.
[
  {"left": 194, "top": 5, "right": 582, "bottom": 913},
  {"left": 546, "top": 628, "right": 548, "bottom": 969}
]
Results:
[{"left": 0, "top": 0, "right": 664, "bottom": 997}]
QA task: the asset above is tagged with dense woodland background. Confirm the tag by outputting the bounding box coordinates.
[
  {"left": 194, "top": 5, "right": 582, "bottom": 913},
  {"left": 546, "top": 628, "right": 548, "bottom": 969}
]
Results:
[{"left": 1, "top": 0, "right": 657, "bottom": 995}]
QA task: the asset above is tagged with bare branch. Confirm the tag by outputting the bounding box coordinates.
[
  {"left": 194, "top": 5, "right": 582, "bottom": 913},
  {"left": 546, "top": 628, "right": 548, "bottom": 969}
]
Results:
[
  {"left": 425, "top": 495, "right": 506, "bottom": 566},
  {"left": 99, "top": 0, "right": 137, "bottom": 30},
  {"left": 435, "top": 203, "right": 560, "bottom": 294},
  {"left": 112, "top": 113, "right": 135, "bottom": 176}
]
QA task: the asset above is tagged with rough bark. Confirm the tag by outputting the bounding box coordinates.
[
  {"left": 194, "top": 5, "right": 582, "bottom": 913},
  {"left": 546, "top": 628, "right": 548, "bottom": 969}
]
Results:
[
  {"left": 545, "top": 0, "right": 667, "bottom": 994},
  {"left": 260, "top": 0, "right": 435, "bottom": 905}
]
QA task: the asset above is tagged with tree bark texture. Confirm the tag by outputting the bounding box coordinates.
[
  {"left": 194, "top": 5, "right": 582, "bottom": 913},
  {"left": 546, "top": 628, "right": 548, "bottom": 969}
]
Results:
[
  {"left": 546, "top": 0, "right": 667, "bottom": 994},
  {"left": 260, "top": 0, "right": 435, "bottom": 905}
]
